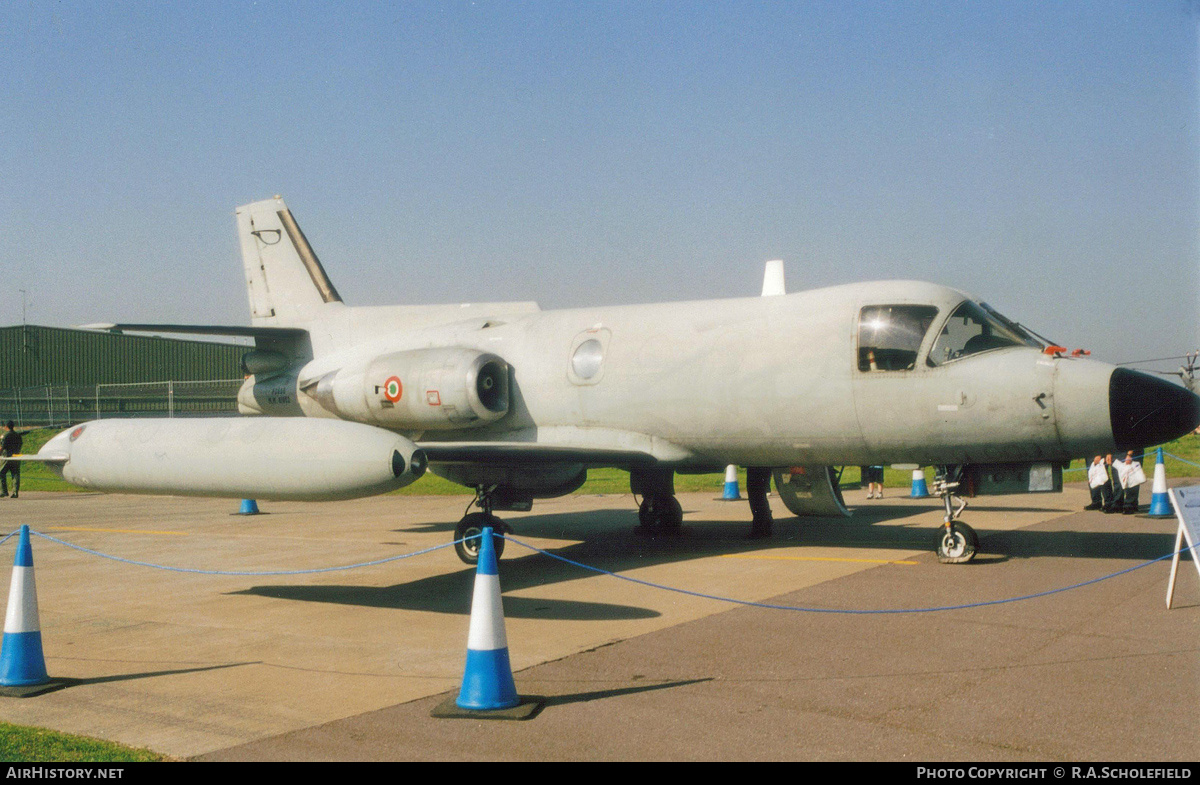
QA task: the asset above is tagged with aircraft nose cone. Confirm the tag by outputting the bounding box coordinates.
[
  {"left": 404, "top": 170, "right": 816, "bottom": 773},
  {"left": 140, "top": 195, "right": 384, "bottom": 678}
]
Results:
[{"left": 1109, "top": 368, "right": 1200, "bottom": 450}]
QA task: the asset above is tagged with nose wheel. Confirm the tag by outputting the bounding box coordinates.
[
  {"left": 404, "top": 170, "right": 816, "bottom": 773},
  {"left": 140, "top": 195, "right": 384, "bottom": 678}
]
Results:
[
  {"left": 937, "top": 521, "right": 978, "bottom": 564},
  {"left": 453, "top": 485, "right": 510, "bottom": 565},
  {"left": 454, "top": 512, "right": 507, "bottom": 565}
]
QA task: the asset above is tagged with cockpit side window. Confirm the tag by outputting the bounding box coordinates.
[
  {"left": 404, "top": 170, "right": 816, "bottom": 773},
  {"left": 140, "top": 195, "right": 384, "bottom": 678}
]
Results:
[
  {"left": 858, "top": 305, "right": 939, "bottom": 372},
  {"left": 927, "top": 301, "right": 1030, "bottom": 366}
]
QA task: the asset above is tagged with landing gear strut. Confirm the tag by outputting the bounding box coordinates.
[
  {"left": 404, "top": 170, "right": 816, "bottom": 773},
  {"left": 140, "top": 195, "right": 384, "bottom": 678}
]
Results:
[
  {"left": 932, "top": 467, "right": 977, "bottom": 564},
  {"left": 454, "top": 486, "right": 509, "bottom": 565}
]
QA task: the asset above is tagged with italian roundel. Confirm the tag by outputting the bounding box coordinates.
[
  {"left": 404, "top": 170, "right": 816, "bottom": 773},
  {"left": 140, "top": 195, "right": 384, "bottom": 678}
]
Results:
[{"left": 383, "top": 376, "right": 403, "bottom": 403}]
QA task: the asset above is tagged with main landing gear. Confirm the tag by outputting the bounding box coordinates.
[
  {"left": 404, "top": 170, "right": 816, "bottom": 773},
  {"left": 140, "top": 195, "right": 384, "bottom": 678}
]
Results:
[
  {"left": 454, "top": 486, "right": 510, "bottom": 565},
  {"left": 637, "top": 494, "right": 683, "bottom": 532},
  {"left": 630, "top": 467, "right": 684, "bottom": 535},
  {"left": 932, "top": 466, "right": 978, "bottom": 564}
]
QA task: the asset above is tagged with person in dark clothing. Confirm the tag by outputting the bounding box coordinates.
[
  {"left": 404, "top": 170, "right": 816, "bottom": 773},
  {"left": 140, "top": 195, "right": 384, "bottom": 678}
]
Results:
[
  {"left": 746, "top": 467, "right": 773, "bottom": 538},
  {"left": 1, "top": 421, "right": 21, "bottom": 499},
  {"left": 1104, "top": 453, "right": 1122, "bottom": 512}
]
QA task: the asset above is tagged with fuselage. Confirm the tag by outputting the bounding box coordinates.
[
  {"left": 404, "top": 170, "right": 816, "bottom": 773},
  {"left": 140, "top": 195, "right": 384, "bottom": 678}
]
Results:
[{"left": 258, "top": 279, "right": 1186, "bottom": 470}]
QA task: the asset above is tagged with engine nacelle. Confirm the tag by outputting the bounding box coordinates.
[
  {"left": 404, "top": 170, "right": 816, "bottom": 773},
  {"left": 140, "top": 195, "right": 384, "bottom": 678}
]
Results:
[
  {"left": 305, "top": 348, "right": 509, "bottom": 430},
  {"left": 238, "top": 364, "right": 305, "bottom": 416},
  {"left": 241, "top": 350, "right": 291, "bottom": 377},
  {"left": 38, "top": 417, "right": 427, "bottom": 501}
]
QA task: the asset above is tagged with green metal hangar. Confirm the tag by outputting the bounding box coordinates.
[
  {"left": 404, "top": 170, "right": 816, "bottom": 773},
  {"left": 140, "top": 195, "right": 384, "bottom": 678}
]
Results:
[{"left": 0, "top": 325, "right": 246, "bottom": 426}]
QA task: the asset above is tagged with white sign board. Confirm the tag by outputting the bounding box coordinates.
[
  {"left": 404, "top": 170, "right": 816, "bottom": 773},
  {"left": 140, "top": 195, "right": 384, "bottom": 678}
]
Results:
[{"left": 1165, "top": 485, "right": 1200, "bottom": 609}]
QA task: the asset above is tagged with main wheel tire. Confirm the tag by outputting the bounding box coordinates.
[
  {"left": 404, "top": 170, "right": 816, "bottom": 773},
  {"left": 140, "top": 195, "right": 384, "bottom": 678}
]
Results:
[
  {"left": 660, "top": 496, "right": 683, "bottom": 532},
  {"left": 936, "top": 521, "right": 978, "bottom": 564},
  {"left": 638, "top": 495, "right": 683, "bottom": 532},
  {"left": 454, "top": 512, "right": 506, "bottom": 565},
  {"left": 637, "top": 497, "right": 658, "bottom": 529}
]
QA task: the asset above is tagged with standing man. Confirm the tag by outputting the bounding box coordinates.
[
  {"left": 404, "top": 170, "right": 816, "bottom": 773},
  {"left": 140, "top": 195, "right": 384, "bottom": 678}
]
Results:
[
  {"left": 1086, "top": 456, "right": 1107, "bottom": 510},
  {"left": 746, "top": 467, "right": 773, "bottom": 538},
  {"left": 1, "top": 421, "right": 21, "bottom": 499},
  {"left": 1103, "top": 453, "right": 1120, "bottom": 512},
  {"left": 1114, "top": 451, "right": 1146, "bottom": 514}
]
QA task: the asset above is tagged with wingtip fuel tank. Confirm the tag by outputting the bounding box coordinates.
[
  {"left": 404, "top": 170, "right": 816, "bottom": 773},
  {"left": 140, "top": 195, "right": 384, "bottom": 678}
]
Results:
[{"left": 38, "top": 418, "right": 426, "bottom": 501}]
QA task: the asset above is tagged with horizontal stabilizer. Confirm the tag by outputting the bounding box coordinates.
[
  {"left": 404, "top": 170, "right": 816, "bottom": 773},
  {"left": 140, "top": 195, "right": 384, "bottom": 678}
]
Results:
[
  {"left": 79, "top": 323, "right": 307, "bottom": 340},
  {"left": 5, "top": 454, "right": 67, "bottom": 464}
]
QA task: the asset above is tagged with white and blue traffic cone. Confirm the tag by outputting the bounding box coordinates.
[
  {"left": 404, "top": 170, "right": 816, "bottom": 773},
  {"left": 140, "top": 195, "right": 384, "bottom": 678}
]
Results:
[
  {"left": 456, "top": 527, "right": 519, "bottom": 711},
  {"left": 721, "top": 465, "right": 742, "bottom": 501},
  {"left": 1148, "top": 448, "right": 1173, "bottom": 518},
  {"left": 0, "top": 526, "right": 48, "bottom": 689},
  {"left": 238, "top": 499, "right": 260, "bottom": 515},
  {"left": 432, "top": 527, "right": 541, "bottom": 719},
  {"left": 910, "top": 468, "right": 930, "bottom": 499}
]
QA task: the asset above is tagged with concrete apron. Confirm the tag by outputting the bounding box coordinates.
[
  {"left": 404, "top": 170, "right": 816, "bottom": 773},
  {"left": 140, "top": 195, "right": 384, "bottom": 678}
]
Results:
[{"left": 0, "top": 486, "right": 1087, "bottom": 758}]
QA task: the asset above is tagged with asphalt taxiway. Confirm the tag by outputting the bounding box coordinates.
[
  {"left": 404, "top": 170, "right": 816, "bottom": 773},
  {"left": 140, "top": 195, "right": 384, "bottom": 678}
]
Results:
[{"left": 0, "top": 483, "right": 1195, "bottom": 761}]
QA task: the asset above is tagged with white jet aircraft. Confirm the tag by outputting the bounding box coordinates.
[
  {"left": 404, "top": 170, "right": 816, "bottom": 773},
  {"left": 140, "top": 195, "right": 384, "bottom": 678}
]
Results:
[{"left": 38, "top": 196, "right": 1200, "bottom": 564}]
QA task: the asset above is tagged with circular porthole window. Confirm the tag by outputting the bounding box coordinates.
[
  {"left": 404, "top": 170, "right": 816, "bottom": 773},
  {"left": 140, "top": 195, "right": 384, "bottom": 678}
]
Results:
[{"left": 571, "top": 339, "right": 604, "bottom": 380}]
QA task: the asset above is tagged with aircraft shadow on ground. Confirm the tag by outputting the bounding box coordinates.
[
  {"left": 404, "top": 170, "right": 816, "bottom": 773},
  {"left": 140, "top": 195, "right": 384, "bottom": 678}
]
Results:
[
  {"left": 234, "top": 572, "right": 660, "bottom": 621},
  {"left": 232, "top": 502, "right": 1181, "bottom": 618}
]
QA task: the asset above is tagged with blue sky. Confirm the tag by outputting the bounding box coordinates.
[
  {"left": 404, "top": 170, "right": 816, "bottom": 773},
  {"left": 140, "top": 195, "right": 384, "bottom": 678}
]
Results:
[{"left": 1, "top": 1, "right": 1197, "bottom": 372}]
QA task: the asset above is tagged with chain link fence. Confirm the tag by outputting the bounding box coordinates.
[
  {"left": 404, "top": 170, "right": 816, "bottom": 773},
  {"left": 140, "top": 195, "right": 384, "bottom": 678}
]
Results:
[{"left": 0, "top": 379, "right": 244, "bottom": 428}]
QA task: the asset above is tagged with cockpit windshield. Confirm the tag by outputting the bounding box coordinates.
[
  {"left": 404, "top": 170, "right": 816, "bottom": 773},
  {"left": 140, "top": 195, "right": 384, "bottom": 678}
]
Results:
[
  {"left": 927, "top": 301, "right": 1041, "bottom": 367},
  {"left": 978, "top": 302, "right": 1049, "bottom": 349},
  {"left": 858, "top": 305, "right": 939, "bottom": 371}
]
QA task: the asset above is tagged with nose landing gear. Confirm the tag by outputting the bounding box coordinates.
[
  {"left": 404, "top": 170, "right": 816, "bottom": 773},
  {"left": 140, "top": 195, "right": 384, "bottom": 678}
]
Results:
[{"left": 933, "top": 467, "right": 978, "bottom": 564}]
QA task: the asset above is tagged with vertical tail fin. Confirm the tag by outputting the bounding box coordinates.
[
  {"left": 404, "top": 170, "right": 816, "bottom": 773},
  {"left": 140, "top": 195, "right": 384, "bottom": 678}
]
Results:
[{"left": 236, "top": 196, "right": 344, "bottom": 326}]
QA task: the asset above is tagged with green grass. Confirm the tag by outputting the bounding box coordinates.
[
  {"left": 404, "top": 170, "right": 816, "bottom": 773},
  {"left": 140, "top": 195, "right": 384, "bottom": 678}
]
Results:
[
  {"left": 12, "top": 427, "right": 1198, "bottom": 496},
  {"left": 0, "top": 721, "right": 165, "bottom": 762}
]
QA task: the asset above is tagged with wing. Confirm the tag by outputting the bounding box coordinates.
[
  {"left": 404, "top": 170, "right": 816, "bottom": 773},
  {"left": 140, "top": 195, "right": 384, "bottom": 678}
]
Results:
[
  {"left": 417, "top": 426, "right": 705, "bottom": 470},
  {"left": 419, "top": 442, "right": 660, "bottom": 468}
]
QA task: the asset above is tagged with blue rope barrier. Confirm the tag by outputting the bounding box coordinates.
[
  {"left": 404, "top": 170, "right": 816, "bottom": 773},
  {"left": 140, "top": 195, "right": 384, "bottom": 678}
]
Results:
[
  {"left": 3, "top": 527, "right": 1195, "bottom": 615},
  {"left": 497, "top": 534, "right": 1199, "bottom": 615},
  {"left": 1164, "top": 451, "right": 1200, "bottom": 469}
]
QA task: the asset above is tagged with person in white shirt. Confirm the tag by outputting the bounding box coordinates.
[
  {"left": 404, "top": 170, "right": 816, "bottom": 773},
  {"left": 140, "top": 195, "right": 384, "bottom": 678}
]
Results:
[
  {"left": 1112, "top": 451, "right": 1146, "bottom": 514},
  {"left": 1086, "top": 456, "right": 1108, "bottom": 510}
]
